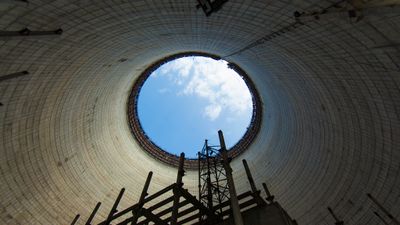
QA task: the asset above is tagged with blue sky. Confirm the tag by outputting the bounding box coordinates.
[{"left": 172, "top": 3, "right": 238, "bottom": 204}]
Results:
[{"left": 137, "top": 56, "right": 253, "bottom": 158}]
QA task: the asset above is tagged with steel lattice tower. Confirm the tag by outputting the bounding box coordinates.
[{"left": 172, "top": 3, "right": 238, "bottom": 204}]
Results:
[{"left": 198, "top": 140, "right": 230, "bottom": 222}]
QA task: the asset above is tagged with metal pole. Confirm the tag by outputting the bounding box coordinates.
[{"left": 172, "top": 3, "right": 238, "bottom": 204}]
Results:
[
  {"left": 243, "top": 159, "right": 265, "bottom": 206},
  {"left": 171, "top": 153, "right": 185, "bottom": 225},
  {"left": 141, "top": 172, "right": 153, "bottom": 202},
  {"left": 0, "top": 71, "right": 29, "bottom": 82},
  {"left": 0, "top": 28, "right": 63, "bottom": 37},
  {"left": 131, "top": 171, "right": 153, "bottom": 224},
  {"left": 327, "top": 207, "right": 344, "bottom": 225},
  {"left": 367, "top": 193, "right": 400, "bottom": 225},
  {"left": 71, "top": 214, "right": 80, "bottom": 225},
  {"left": 85, "top": 202, "right": 101, "bottom": 225},
  {"left": 205, "top": 140, "right": 213, "bottom": 210},
  {"left": 262, "top": 183, "right": 275, "bottom": 202},
  {"left": 242, "top": 159, "right": 257, "bottom": 193},
  {"left": 176, "top": 152, "right": 185, "bottom": 185},
  {"left": 218, "top": 130, "right": 244, "bottom": 225},
  {"left": 213, "top": 156, "right": 223, "bottom": 213},
  {"left": 198, "top": 152, "right": 202, "bottom": 223},
  {"left": 105, "top": 188, "right": 125, "bottom": 224},
  {"left": 0, "top": 0, "right": 28, "bottom": 5}
]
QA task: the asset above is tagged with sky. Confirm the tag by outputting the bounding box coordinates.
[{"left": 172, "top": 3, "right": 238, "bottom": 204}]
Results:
[{"left": 137, "top": 56, "right": 253, "bottom": 158}]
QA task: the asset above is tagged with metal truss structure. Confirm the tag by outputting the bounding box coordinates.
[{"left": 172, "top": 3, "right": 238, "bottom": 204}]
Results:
[
  {"left": 71, "top": 131, "right": 297, "bottom": 225},
  {"left": 198, "top": 140, "right": 229, "bottom": 222}
]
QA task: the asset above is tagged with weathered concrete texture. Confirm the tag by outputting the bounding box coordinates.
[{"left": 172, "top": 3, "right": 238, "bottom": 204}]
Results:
[{"left": 0, "top": 0, "right": 399, "bottom": 225}]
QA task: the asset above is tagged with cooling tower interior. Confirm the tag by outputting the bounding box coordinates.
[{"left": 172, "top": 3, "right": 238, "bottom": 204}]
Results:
[{"left": 0, "top": 0, "right": 399, "bottom": 224}]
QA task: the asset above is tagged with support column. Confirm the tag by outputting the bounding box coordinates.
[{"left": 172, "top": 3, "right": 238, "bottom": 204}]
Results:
[
  {"left": 205, "top": 140, "right": 213, "bottom": 211},
  {"left": 0, "top": 28, "right": 63, "bottom": 37},
  {"left": 262, "top": 183, "right": 275, "bottom": 203},
  {"left": 71, "top": 214, "right": 80, "bottom": 225},
  {"left": 327, "top": 207, "right": 344, "bottom": 225},
  {"left": 105, "top": 188, "right": 125, "bottom": 224},
  {"left": 0, "top": 71, "right": 29, "bottom": 82},
  {"left": 198, "top": 152, "right": 202, "bottom": 223},
  {"left": 242, "top": 159, "right": 257, "bottom": 193},
  {"left": 171, "top": 153, "right": 185, "bottom": 225},
  {"left": 243, "top": 159, "right": 265, "bottom": 206},
  {"left": 218, "top": 130, "right": 244, "bottom": 225},
  {"left": 131, "top": 171, "right": 153, "bottom": 224},
  {"left": 85, "top": 202, "right": 101, "bottom": 225}
]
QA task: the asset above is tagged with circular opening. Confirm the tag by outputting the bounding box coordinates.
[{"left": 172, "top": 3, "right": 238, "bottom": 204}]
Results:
[
  {"left": 138, "top": 56, "right": 252, "bottom": 158},
  {"left": 127, "top": 52, "right": 262, "bottom": 169}
]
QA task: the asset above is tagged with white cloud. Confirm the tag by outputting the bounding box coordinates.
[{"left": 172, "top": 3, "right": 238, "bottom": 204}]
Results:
[
  {"left": 156, "top": 56, "right": 252, "bottom": 121},
  {"left": 204, "top": 104, "right": 222, "bottom": 121},
  {"left": 158, "top": 57, "right": 194, "bottom": 85}
]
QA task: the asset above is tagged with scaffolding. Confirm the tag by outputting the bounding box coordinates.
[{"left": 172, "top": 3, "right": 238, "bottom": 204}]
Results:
[
  {"left": 71, "top": 131, "right": 297, "bottom": 225},
  {"left": 198, "top": 139, "right": 229, "bottom": 221}
]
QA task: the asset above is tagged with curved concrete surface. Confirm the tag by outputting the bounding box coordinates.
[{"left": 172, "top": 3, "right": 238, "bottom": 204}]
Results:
[{"left": 0, "top": 1, "right": 399, "bottom": 225}]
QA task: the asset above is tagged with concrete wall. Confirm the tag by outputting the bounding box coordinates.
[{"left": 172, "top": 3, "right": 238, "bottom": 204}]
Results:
[{"left": 0, "top": 0, "right": 399, "bottom": 225}]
